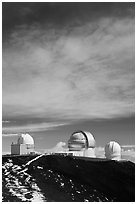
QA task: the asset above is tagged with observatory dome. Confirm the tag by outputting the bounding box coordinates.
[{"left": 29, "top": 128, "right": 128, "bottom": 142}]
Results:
[
  {"left": 68, "top": 131, "right": 95, "bottom": 151},
  {"left": 105, "top": 141, "right": 121, "bottom": 160},
  {"left": 17, "top": 134, "right": 34, "bottom": 145}
]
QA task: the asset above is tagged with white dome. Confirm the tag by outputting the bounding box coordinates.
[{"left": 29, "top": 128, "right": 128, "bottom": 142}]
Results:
[
  {"left": 83, "top": 131, "right": 96, "bottom": 148},
  {"left": 68, "top": 131, "right": 95, "bottom": 151},
  {"left": 17, "top": 134, "right": 34, "bottom": 145},
  {"left": 105, "top": 141, "right": 121, "bottom": 160}
]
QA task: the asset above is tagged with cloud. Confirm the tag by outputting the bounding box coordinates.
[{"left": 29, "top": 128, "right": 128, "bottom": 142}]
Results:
[
  {"left": 2, "top": 133, "right": 18, "bottom": 137},
  {"left": 2, "top": 122, "right": 67, "bottom": 134},
  {"left": 95, "top": 147, "right": 105, "bottom": 158},
  {"left": 55, "top": 141, "right": 66, "bottom": 148},
  {"left": 3, "top": 16, "right": 134, "bottom": 122},
  {"left": 121, "top": 145, "right": 135, "bottom": 148},
  {"left": 121, "top": 148, "right": 135, "bottom": 163},
  {"left": 2, "top": 120, "right": 11, "bottom": 123},
  {"left": 45, "top": 141, "right": 67, "bottom": 153}
]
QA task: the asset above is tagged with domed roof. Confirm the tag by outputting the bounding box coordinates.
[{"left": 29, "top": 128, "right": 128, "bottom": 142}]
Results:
[
  {"left": 17, "top": 133, "right": 34, "bottom": 145},
  {"left": 105, "top": 141, "right": 121, "bottom": 160},
  {"left": 68, "top": 131, "right": 96, "bottom": 151}
]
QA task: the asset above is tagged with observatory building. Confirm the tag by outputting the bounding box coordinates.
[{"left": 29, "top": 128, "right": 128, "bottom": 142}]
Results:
[
  {"left": 11, "top": 133, "right": 35, "bottom": 155},
  {"left": 68, "top": 131, "right": 96, "bottom": 157},
  {"left": 105, "top": 141, "right": 121, "bottom": 160}
]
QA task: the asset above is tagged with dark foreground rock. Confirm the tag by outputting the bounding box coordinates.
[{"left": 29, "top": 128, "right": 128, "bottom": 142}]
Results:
[{"left": 2, "top": 154, "right": 135, "bottom": 202}]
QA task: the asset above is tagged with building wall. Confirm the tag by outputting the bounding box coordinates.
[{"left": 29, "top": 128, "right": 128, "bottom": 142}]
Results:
[
  {"left": 69, "top": 149, "right": 96, "bottom": 157},
  {"left": 20, "top": 144, "right": 28, "bottom": 155},
  {"left": 11, "top": 144, "right": 34, "bottom": 155},
  {"left": 69, "top": 151, "right": 84, "bottom": 157},
  {"left": 25, "top": 144, "right": 34, "bottom": 154},
  {"left": 11, "top": 144, "right": 20, "bottom": 155}
]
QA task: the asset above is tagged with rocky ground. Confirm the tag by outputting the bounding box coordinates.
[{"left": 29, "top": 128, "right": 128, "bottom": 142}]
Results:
[{"left": 2, "top": 154, "right": 135, "bottom": 202}]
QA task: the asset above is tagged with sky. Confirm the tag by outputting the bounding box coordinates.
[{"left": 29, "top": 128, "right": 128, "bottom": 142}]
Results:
[{"left": 2, "top": 2, "right": 135, "bottom": 161}]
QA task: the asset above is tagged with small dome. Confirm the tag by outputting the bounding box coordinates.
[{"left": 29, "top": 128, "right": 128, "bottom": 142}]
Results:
[
  {"left": 68, "top": 131, "right": 95, "bottom": 151},
  {"left": 17, "top": 133, "right": 34, "bottom": 145},
  {"left": 105, "top": 141, "right": 121, "bottom": 160}
]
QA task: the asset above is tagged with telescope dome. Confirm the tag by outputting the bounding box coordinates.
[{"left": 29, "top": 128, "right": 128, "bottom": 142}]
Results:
[
  {"left": 17, "top": 133, "right": 34, "bottom": 145},
  {"left": 105, "top": 141, "right": 121, "bottom": 160},
  {"left": 68, "top": 131, "right": 95, "bottom": 151}
]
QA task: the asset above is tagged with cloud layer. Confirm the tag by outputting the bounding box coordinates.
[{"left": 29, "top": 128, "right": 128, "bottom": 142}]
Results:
[
  {"left": 45, "top": 141, "right": 67, "bottom": 153},
  {"left": 3, "top": 17, "right": 134, "bottom": 123},
  {"left": 2, "top": 122, "right": 67, "bottom": 135},
  {"left": 2, "top": 3, "right": 135, "bottom": 136}
]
